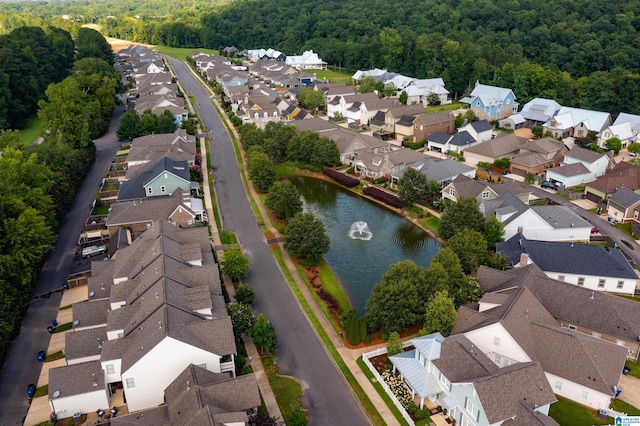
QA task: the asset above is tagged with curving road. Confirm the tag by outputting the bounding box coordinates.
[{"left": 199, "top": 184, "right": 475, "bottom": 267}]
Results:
[
  {"left": 0, "top": 107, "right": 124, "bottom": 425},
  {"left": 168, "top": 58, "right": 370, "bottom": 426}
]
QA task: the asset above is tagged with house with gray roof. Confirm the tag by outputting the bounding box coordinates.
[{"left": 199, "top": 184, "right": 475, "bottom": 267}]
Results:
[
  {"left": 119, "top": 157, "right": 194, "bottom": 202},
  {"left": 597, "top": 112, "right": 640, "bottom": 149},
  {"left": 514, "top": 98, "right": 562, "bottom": 128},
  {"left": 427, "top": 131, "right": 479, "bottom": 153},
  {"left": 480, "top": 190, "right": 592, "bottom": 242},
  {"left": 442, "top": 174, "right": 533, "bottom": 205},
  {"left": 607, "top": 187, "right": 640, "bottom": 224},
  {"left": 345, "top": 97, "right": 400, "bottom": 126},
  {"left": 543, "top": 106, "right": 612, "bottom": 139},
  {"left": 458, "top": 119, "right": 493, "bottom": 143},
  {"left": 455, "top": 263, "right": 629, "bottom": 410},
  {"left": 391, "top": 157, "right": 475, "bottom": 186},
  {"left": 49, "top": 222, "right": 241, "bottom": 416},
  {"left": 386, "top": 333, "right": 558, "bottom": 426},
  {"left": 546, "top": 146, "right": 613, "bottom": 187},
  {"left": 463, "top": 133, "right": 528, "bottom": 166},
  {"left": 497, "top": 234, "right": 638, "bottom": 295},
  {"left": 48, "top": 360, "right": 110, "bottom": 420}
]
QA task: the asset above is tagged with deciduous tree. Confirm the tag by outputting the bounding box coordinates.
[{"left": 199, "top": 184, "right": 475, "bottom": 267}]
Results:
[
  {"left": 398, "top": 167, "right": 429, "bottom": 206},
  {"left": 265, "top": 179, "right": 303, "bottom": 220},
  {"left": 251, "top": 313, "right": 277, "bottom": 354},
  {"left": 221, "top": 247, "right": 251, "bottom": 282},
  {"left": 438, "top": 197, "right": 485, "bottom": 240},
  {"left": 447, "top": 229, "right": 488, "bottom": 274},
  {"left": 248, "top": 151, "right": 276, "bottom": 193},
  {"left": 227, "top": 302, "right": 255, "bottom": 336},
  {"left": 420, "top": 291, "right": 457, "bottom": 337},
  {"left": 284, "top": 212, "right": 330, "bottom": 263},
  {"left": 386, "top": 331, "right": 403, "bottom": 356}
]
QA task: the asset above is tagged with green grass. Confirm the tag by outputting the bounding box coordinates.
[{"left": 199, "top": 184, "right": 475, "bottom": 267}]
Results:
[
  {"left": 625, "top": 357, "right": 640, "bottom": 379},
  {"left": 34, "top": 384, "right": 48, "bottom": 398},
  {"left": 614, "top": 223, "right": 633, "bottom": 237},
  {"left": 18, "top": 116, "right": 43, "bottom": 146},
  {"left": 219, "top": 231, "right": 238, "bottom": 245},
  {"left": 45, "top": 350, "right": 65, "bottom": 362},
  {"left": 59, "top": 304, "right": 72, "bottom": 311},
  {"left": 425, "top": 102, "right": 462, "bottom": 113},
  {"left": 271, "top": 248, "right": 388, "bottom": 426},
  {"left": 548, "top": 396, "right": 610, "bottom": 426},
  {"left": 612, "top": 399, "right": 640, "bottom": 416},
  {"left": 307, "top": 68, "right": 354, "bottom": 83},
  {"left": 274, "top": 163, "right": 300, "bottom": 178},
  {"left": 421, "top": 215, "right": 440, "bottom": 233},
  {"left": 356, "top": 357, "right": 411, "bottom": 426},
  {"left": 104, "top": 182, "right": 119, "bottom": 191},
  {"left": 261, "top": 356, "right": 307, "bottom": 420},
  {"left": 153, "top": 45, "right": 218, "bottom": 60},
  {"left": 52, "top": 322, "right": 72, "bottom": 333},
  {"left": 95, "top": 206, "right": 110, "bottom": 215}
]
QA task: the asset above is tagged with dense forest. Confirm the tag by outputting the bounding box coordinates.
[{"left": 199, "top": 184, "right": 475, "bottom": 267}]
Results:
[
  {"left": 0, "top": 26, "right": 118, "bottom": 366},
  {"left": 2, "top": 0, "right": 639, "bottom": 116}
]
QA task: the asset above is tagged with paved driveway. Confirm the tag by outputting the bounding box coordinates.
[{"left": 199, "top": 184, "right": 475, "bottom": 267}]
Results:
[{"left": 618, "top": 374, "right": 640, "bottom": 408}]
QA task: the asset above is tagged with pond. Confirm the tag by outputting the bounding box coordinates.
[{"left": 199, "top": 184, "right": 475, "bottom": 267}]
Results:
[{"left": 288, "top": 176, "right": 442, "bottom": 315}]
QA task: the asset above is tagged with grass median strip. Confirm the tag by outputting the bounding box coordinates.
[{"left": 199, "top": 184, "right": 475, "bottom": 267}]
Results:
[{"left": 272, "top": 248, "right": 388, "bottom": 426}]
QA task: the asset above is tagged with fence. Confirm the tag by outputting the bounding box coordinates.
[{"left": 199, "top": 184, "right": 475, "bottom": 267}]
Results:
[{"left": 362, "top": 346, "right": 415, "bottom": 426}]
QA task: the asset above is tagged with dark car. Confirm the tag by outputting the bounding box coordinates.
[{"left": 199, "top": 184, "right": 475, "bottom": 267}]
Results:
[
  {"left": 541, "top": 181, "right": 558, "bottom": 190},
  {"left": 37, "top": 350, "right": 46, "bottom": 362},
  {"left": 27, "top": 383, "right": 36, "bottom": 397},
  {"left": 623, "top": 366, "right": 631, "bottom": 375}
]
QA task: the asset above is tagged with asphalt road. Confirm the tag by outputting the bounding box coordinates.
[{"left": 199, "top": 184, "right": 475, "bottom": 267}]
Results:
[
  {"left": 0, "top": 106, "right": 123, "bottom": 425},
  {"left": 168, "top": 58, "right": 370, "bottom": 425}
]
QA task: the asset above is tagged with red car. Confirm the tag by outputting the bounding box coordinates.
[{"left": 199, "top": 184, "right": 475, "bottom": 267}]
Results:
[{"left": 591, "top": 227, "right": 600, "bottom": 234}]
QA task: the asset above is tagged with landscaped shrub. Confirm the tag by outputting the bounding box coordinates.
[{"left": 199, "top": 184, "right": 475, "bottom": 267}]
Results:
[
  {"left": 322, "top": 168, "right": 360, "bottom": 187},
  {"left": 372, "top": 176, "right": 389, "bottom": 185},
  {"left": 363, "top": 186, "right": 405, "bottom": 209},
  {"left": 403, "top": 140, "right": 426, "bottom": 150},
  {"left": 346, "top": 312, "right": 361, "bottom": 345},
  {"left": 359, "top": 318, "right": 367, "bottom": 343},
  {"left": 317, "top": 288, "right": 340, "bottom": 312},
  {"left": 381, "top": 370, "right": 412, "bottom": 408}
]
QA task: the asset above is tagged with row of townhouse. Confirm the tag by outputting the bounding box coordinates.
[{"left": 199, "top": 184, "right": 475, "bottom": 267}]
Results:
[
  {"left": 118, "top": 45, "right": 188, "bottom": 126},
  {"left": 46, "top": 47, "right": 260, "bottom": 425}
]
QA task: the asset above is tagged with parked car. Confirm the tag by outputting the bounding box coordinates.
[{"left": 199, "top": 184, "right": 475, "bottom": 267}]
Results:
[
  {"left": 27, "top": 383, "right": 36, "bottom": 397},
  {"left": 591, "top": 227, "right": 600, "bottom": 234},
  {"left": 541, "top": 181, "right": 558, "bottom": 190},
  {"left": 82, "top": 245, "right": 107, "bottom": 258},
  {"left": 623, "top": 366, "right": 631, "bottom": 375},
  {"left": 37, "top": 350, "right": 46, "bottom": 362}
]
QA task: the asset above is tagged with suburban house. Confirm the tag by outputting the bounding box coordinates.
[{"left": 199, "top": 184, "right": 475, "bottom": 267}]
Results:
[
  {"left": 118, "top": 157, "right": 195, "bottom": 202},
  {"left": 545, "top": 146, "right": 613, "bottom": 187},
  {"left": 285, "top": 50, "right": 327, "bottom": 69},
  {"left": 344, "top": 97, "right": 400, "bottom": 126},
  {"left": 126, "top": 129, "right": 197, "bottom": 171},
  {"left": 403, "top": 78, "right": 450, "bottom": 106},
  {"left": 455, "top": 263, "right": 629, "bottom": 410},
  {"left": 133, "top": 93, "right": 188, "bottom": 125},
  {"left": 315, "top": 127, "right": 392, "bottom": 165},
  {"left": 247, "top": 48, "right": 286, "bottom": 62},
  {"left": 235, "top": 91, "right": 281, "bottom": 128},
  {"left": 543, "top": 107, "right": 612, "bottom": 139},
  {"left": 462, "top": 134, "right": 529, "bottom": 166},
  {"left": 457, "top": 120, "right": 494, "bottom": 144},
  {"left": 411, "top": 111, "right": 455, "bottom": 142},
  {"left": 606, "top": 188, "right": 640, "bottom": 224},
  {"left": 584, "top": 161, "right": 640, "bottom": 204},
  {"left": 391, "top": 157, "right": 476, "bottom": 186},
  {"left": 48, "top": 222, "right": 240, "bottom": 416},
  {"left": 48, "top": 361, "right": 111, "bottom": 419},
  {"left": 497, "top": 234, "right": 638, "bottom": 295},
  {"left": 480, "top": 190, "right": 592, "bottom": 241},
  {"left": 501, "top": 98, "right": 562, "bottom": 129},
  {"left": 327, "top": 92, "right": 379, "bottom": 119},
  {"left": 107, "top": 189, "right": 207, "bottom": 234},
  {"left": 427, "top": 131, "right": 478, "bottom": 153},
  {"left": 351, "top": 147, "right": 426, "bottom": 179},
  {"left": 111, "top": 364, "right": 261, "bottom": 425},
  {"left": 597, "top": 112, "right": 640, "bottom": 149},
  {"left": 370, "top": 104, "right": 425, "bottom": 139},
  {"left": 387, "top": 333, "right": 558, "bottom": 426},
  {"left": 351, "top": 68, "right": 396, "bottom": 83},
  {"left": 509, "top": 137, "right": 567, "bottom": 177},
  {"left": 459, "top": 83, "right": 518, "bottom": 121},
  {"left": 442, "top": 175, "right": 533, "bottom": 205},
  {"left": 315, "top": 82, "right": 357, "bottom": 103}
]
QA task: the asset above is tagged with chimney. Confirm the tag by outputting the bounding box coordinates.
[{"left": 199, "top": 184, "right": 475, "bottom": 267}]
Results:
[{"left": 519, "top": 252, "right": 531, "bottom": 267}]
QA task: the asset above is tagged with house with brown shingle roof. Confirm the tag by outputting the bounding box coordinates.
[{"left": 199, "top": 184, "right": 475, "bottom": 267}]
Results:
[
  {"left": 463, "top": 133, "right": 529, "bottom": 166},
  {"left": 509, "top": 137, "right": 566, "bottom": 177},
  {"left": 584, "top": 161, "right": 640, "bottom": 204},
  {"left": 49, "top": 221, "right": 241, "bottom": 416},
  {"left": 48, "top": 360, "right": 110, "bottom": 418},
  {"left": 386, "top": 332, "right": 558, "bottom": 426},
  {"left": 352, "top": 146, "right": 425, "bottom": 178},
  {"left": 412, "top": 111, "right": 455, "bottom": 142},
  {"left": 455, "top": 263, "right": 630, "bottom": 410},
  {"left": 442, "top": 174, "right": 533, "bottom": 204}
]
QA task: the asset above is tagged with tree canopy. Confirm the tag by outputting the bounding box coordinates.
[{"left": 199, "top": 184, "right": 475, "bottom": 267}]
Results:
[
  {"left": 420, "top": 291, "right": 457, "bottom": 337},
  {"left": 221, "top": 247, "right": 251, "bottom": 282},
  {"left": 284, "top": 212, "right": 330, "bottom": 263},
  {"left": 438, "top": 197, "right": 485, "bottom": 240},
  {"left": 265, "top": 179, "right": 303, "bottom": 220}
]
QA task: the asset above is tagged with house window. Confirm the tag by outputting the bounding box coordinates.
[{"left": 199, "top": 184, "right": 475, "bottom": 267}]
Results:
[
  {"left": 449, "top": 188, "right": 456, "bottom": 196},
  {"left": 126, "top": 378, "right": 135, "bottom": 388},
  {"left": 495, "top": 354, "right": 502, "bottom": 365},
  {"left": 555, "top": 380, "right": 563, "bottom": 391},
  {"left": 618, "top": 281, "right": 625, "bottom": 289},
  {"left": 635, "top": 210, "right": 639, "bottom": 219},
  {"left": 577, "top": 277, "right": 585, "bottom": 286},
  {"left": 558, "top": 275, "right": 565, "bottom": 282},
  {"left": 106, "top": 364, "right": 114, "bottom": 374},
  {"left": 568, "top": 325, "right": 577, "bottom": 330},
  {"left": 598, "top": 279, "right": 605, "bottom": 288},
  {"left": 147, "top": 187, "right": 153, "bottom": 195},
  {"left": 482, "top": 190, "right": 490, "bottom": 199},
  {"left": 460, "top": 416, "right": 471, "bottom": 426},
  {"left": 581, "top": 391, "right": 588, "bottom": 400},
  {"left": 198, "top": 363, "right": 207, "bottom": 369},
  {"left": 503, "top": 358, "right": 510, "bottom": 367},
  {"left": 493, "top": 336, "right": 500, "bottom": 346},
  {"left": 160, "top": 185, "right": 166, "bottom": 194}
]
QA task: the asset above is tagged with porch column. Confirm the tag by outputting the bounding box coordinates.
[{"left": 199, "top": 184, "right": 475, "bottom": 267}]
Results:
[{"left": 420, "top": 397, "right": 424, "bottom": 410}]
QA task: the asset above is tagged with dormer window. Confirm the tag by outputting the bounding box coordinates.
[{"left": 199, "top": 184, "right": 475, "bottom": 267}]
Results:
[{"left": 482, "top": 190, "right": 490, "bottom": 199}]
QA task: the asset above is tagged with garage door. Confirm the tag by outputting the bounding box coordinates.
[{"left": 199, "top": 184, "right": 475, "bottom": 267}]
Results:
[
  {"left": 586, "top": 191, "right": 602, "bottom": 203},
  {"left": 510, "top": 167, "right": 527, "bottom": 177}
]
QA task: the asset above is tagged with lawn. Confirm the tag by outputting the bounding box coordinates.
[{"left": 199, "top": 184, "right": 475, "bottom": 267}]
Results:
[
  {"left": 219, "top": 231, "right": 237, "bottom": 245},
  {"left": 425, "top": 102, "right": 462, "bottom": 113},
  {"left": 34, "top": 384, "right": 48, "bottom": 398},
  {"left": 307, "top": 68, "right": 353, "bottom": 83},
  {"left": 153, "top": 45, "right": 218, "bottom": 60},
  {"left": 260, "top": 355, "right": 307, "bottom": 421},
  {"left": 614, "top": 223, "right": 634, "bottom": 237},
  {"left": 421, "top": 215, "right": 440, "bottom": 234},
  {"left": 45, "top": 350, "right": 65, "bottom": 362},
  {"left": 625, "top": 357, "right": 640, "bottom": 380},
  {"left": 548, "top": 396, "right": 609, "bottom": 426},
  {"left": 274, "top": 163, "right": 300, "bottom": 178},
  {"left": 52, "top": 322, "right": 72, "bottom": 333},
  {"left": 95, "top": 206, "right": 110, "bottom": 215},
  {"left": 18, "top": 116, "right": 43, "bottom": 146},
  {"left": 612, "top": 399, "right": 640, "bottom": 416}
]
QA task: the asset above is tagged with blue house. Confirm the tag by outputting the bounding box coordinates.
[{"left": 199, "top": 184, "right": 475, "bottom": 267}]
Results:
[{"left": 460, "top": 82, "right": 518, "bottom": 121}]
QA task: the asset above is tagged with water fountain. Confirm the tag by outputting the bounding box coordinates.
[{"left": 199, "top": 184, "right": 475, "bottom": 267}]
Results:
[{"left": 348, "top": 221, "right": 373, "bottom": 241}]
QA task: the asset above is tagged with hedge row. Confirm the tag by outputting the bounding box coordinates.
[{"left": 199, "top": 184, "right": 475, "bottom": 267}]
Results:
[
  {"left": 322, "top": 168, "right": 360, "bottom": 187},
  {"left": 363, "top": 186, "right": 405, "bottom": 209}
]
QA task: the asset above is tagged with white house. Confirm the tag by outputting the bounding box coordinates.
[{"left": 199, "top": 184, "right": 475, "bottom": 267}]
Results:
[
  {"left": 497, "top": 234, "right": 639, "bottom": 295},
  {"left": 480, "top": 191, "right": 592, "bottom": 241},
  {"left": 381, "top": 333, "right": 558, "bottom": 426},
  {"left": 597, "top": 112, "right": 640, "bottom": 149},
  {"left": 543, "top": 106, "right": 612, "bottom": 139},
  {"left": 285, "top": 50, "right": 327, "bottom": 69},
  {"left": 457, "top": 120, "right": 493, "bottom": 143},
  {"left": 545, "top": 146, "right": 613, "bottom": 187},
  {"left": 455, "top": 266, "right": 629, "bottom": 410},
  {"left": 48, "top": 361, "right": 110, "bottom": 421}
]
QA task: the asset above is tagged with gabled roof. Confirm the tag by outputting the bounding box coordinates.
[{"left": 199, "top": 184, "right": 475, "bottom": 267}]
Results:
[
  {"left": 449, "top": 131, "right": 476, "bottom": 147},
  {"left": 427, "top": 132, "right": 452, "bottom": 144},
  {"left": 446, "top": 175, "right": 492, "bottom": 199},
  {"left": 463, "top": 133, "right": 527, "bottom": 158},
  {"left": 468, "top": 120, "right": 493, "bottom": 133},
  {"left": 467, "top": 83, "right": 516, "bottom": 106},
  {"left": 289, "top": 117, "right": 338, "bottom": 133},
  {"left": 414, "top": 111, "right": 454, "bottom": 126},
  {"left": 609, "top": 187, "right": 640, "bottom": 208},
  {"left": 480, "top": 190, "right": 529, "bottom": 224},
  {"left": 530, "top": 205, "right": 592, "bottom": 230},
  {"left": 497, "top": 234, "right": 638, "bottom": 279},
  {"left": 587, "top": 161, "right": 640, "bottom": 193},
  {"left": 49, "top": 360, "right": 105, "bottom": 400},
  {"left": 564, "top": 146, "right": 608, "bottom": 164},
  {"left": 546, "top": 106, "right": 611, "bottom": 132},
  {"left": 397, "top": 157, "right": 475, "bottom": 183},
  {"left": 520, "top": 98, "right": 562, "bottom": 122},
  {"left": 547, "top": 162, "right": 590, "bottom": 178},
  {"left": 118, "top": 157, "right": 191, "bottom": 201}
]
